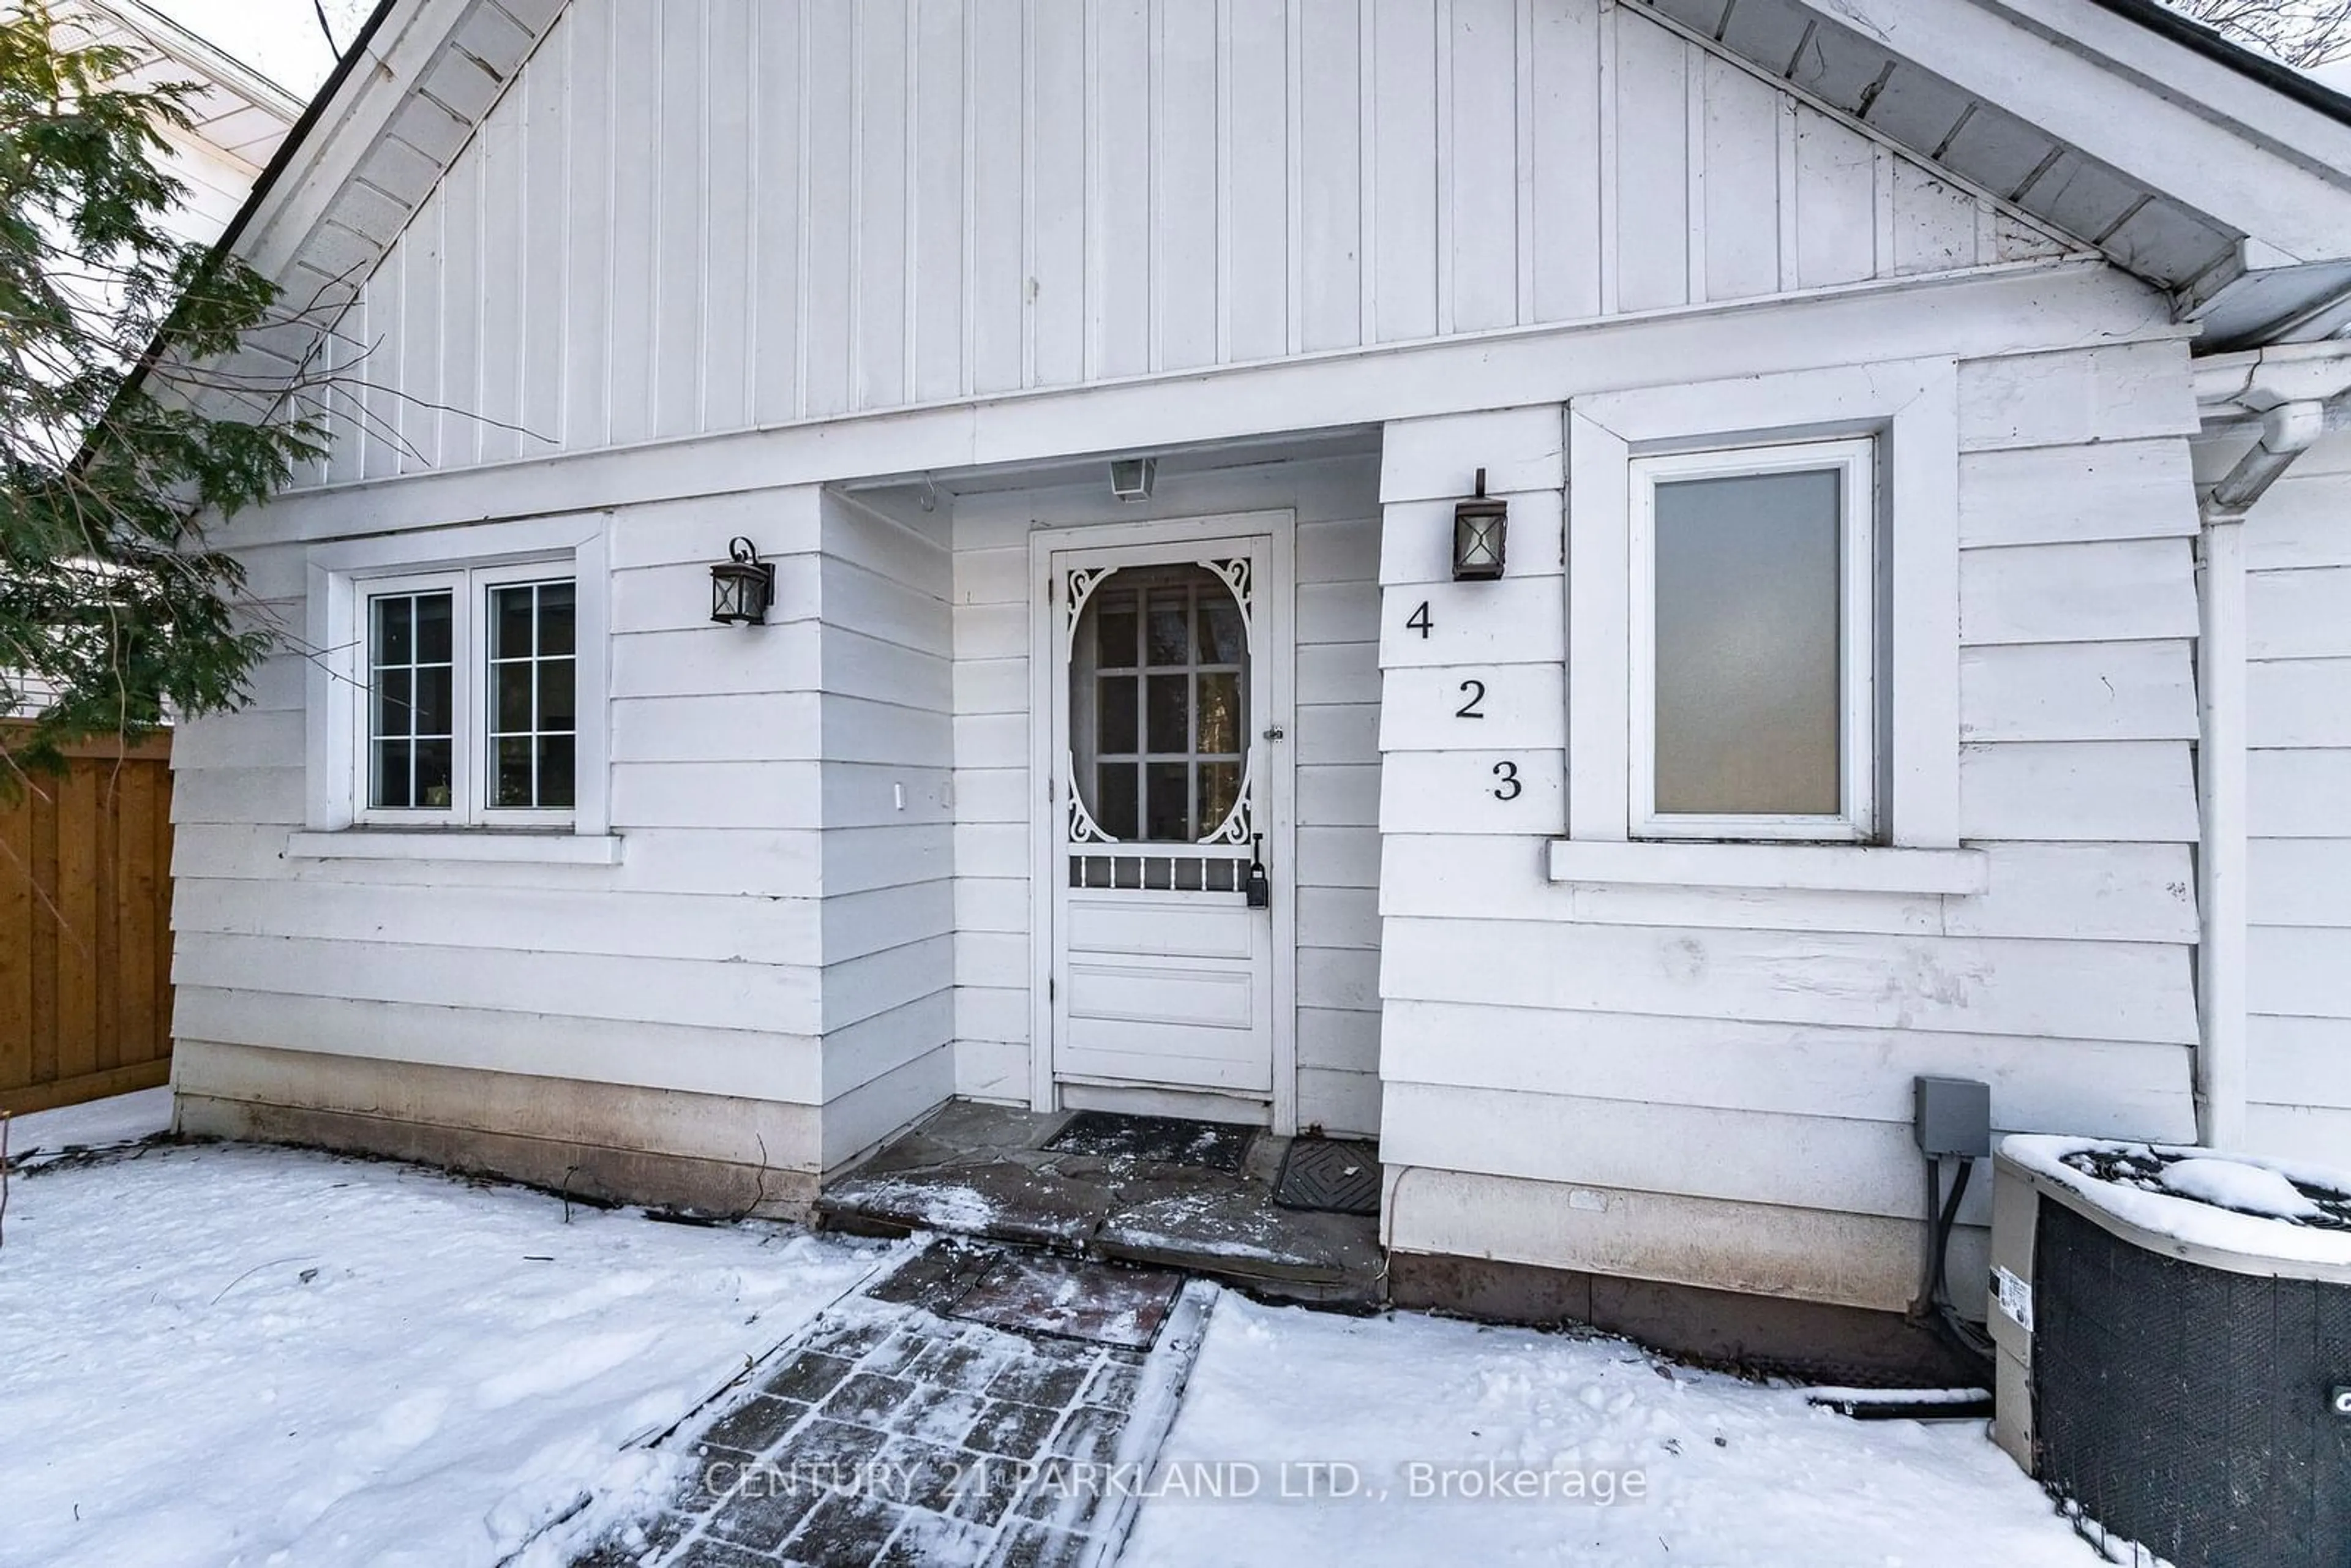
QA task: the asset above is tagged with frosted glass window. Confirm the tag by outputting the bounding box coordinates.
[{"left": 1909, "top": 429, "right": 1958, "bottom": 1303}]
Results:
[
  {"left": 1630, "top": 437, "right": 1875, "bottom": 840},
  {"left": 1652, "top": 470, "right": 1842, "bottom": 816}
]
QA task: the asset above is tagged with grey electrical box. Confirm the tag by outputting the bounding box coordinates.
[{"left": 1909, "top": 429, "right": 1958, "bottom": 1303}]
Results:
[{"left": 1914, "top": 1075, "right": 1992, "bottom": 1158}]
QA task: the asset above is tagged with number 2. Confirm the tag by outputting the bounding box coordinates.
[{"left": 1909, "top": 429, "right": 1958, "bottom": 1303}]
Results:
[
  {"left": 1456, "top": 679, "right": 1486, "bottom": 719},
  {"left": 1407, "top": 601, "right": 1433, "bottom": 639},
  {"left": 1491, "top": 760, "right": 1521, "bottom": 800}
]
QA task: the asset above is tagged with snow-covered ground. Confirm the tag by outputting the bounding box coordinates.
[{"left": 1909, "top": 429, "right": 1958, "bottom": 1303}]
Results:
[
  {"left": 2, "top": 1105, "right": 2103, "bottom": 1568},
  {"left": 4, "top": 1085, "right": 173, "bottom": 1163},
  {"left": 1122, "top": 1294, "right": 2099, "bottom": 1568},
  {"left": 0, "top": 1137, "right": 887, "bottom": 1568}
]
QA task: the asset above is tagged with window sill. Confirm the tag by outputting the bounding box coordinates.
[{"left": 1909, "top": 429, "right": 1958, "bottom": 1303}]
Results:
[
  {"left": 285, "top": 830, "right": 624, "bottom": 866},
  {"left": 1545, "top": 839, "right": 1986, "bottom": 895}
]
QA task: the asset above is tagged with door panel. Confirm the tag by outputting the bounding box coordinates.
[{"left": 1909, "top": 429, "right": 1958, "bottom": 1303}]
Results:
[
  {"left": 1049, "top": 536, "right": 1281, "bottom": 1100},
  {"left": 1067, "top": 900, "right": 1254, "bottom": 960}
]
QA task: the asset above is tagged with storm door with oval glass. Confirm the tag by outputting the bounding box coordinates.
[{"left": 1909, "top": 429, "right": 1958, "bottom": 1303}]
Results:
[{"left": 1044, "top": 530, "right": 1288, "bottom": 1110}]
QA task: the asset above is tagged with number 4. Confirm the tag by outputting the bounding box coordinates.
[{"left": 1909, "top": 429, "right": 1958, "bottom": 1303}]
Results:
[{"left": 1406, "top": 601, "right": 1433, "bottom": 639}]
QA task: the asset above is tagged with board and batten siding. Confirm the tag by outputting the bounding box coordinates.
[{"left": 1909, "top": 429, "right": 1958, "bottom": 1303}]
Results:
[
  {"left": 2242, "top": 436, "right": 2351, "bottom": 1163},
  {"left": 1376, "top": 341, "right": 2204, "bottom": 1314},
  {"left": 168, "top": 482, "right": 961, "bottom": 1187},
  {"left": 949, "top": 452, "right": 1385, "bottom": 1135},
  {"left": 299, "top": 0, "right": 2076, "bottom": 489}
]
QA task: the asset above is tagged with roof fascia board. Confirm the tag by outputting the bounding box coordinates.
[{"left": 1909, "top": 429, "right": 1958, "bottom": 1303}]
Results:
[
  {"left": 77, "top": 0, "right": 307, "bottom": 122},
  {"left": 2000, "top": 0, "right": 2351, "bottom": 177},
  {"left": 230, "top": 0, "right": 482, "bottom": 282},
  {"left": 1817, "top": 0, "right": 2351, "bottom": 264}
]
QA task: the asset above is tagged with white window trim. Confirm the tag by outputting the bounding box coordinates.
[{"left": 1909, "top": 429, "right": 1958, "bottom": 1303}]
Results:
[
  {"left": 302, "top": 514, "right": 610, "bottom": 842},
  {"left": 1628, "top": 437, "right": 1877, "bottom": 844},
  {"left": 1560, "top": 359, "right": 1971, "bottom": 889}
]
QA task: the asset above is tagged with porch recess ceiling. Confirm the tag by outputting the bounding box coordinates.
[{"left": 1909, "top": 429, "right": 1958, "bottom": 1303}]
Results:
[{"left": 1628, "top": 0, "right": 2344, "bottom": 348}]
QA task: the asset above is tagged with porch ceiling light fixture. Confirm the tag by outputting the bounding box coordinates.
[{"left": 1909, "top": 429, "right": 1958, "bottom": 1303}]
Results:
[
  {"left": 1453, "top": 467, "right": 1507, "bottom": 581},
  {"left": 710, "top": 536, "right": 776, "bottom": 626},
  {"left": 1109, "top": 456, "right": 1156, "bottom": 501}
]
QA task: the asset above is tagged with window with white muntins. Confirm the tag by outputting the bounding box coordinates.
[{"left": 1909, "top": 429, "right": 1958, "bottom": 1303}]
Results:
[
  {"left": 359, "top": 568, "right": 578, "bottom": 823},
  {"left": 301, "top": 516, "right": 610, "bottom": 849}
]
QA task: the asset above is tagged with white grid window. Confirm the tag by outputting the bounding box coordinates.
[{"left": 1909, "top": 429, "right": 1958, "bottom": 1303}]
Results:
[
  {"left": 1629, "top": 437, "right": 1877, "bottom": 842},
  {"left": 356, "top": 563, "right": 577, "bottom": 827},
  {"left": 486, "top": 580, "right": 577, "bottom": 811},
  {"left": 367, "top": 590, "right": 455, "bottom": 811}
]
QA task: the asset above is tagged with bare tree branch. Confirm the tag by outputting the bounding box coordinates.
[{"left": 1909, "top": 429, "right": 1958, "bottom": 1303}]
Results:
[{"left": 2167, "top": 0, "right": 2351, "bottom": 69}]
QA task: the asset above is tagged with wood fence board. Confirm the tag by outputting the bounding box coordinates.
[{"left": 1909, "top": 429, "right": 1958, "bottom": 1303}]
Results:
[
  {"left": 30, "top": 773, "right": 58, "bottom": 1087},
  {"left": 0, "top": 725, "right": 176, "bottom": 1114},
  {"left": 0, "top": 797, "right": 30, "bottom": 1094},
  {"left": 55, "top": 765, "right": 101, "bottom": 1087}
]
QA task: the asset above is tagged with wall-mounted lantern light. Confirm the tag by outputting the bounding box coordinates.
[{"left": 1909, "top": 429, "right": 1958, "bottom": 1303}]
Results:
[
  {"left": 710, "top": 536, "right": 775, "bottom": 625},
  {"left": 1452, "top": 467, "right": 1507, "bottom": 581}
]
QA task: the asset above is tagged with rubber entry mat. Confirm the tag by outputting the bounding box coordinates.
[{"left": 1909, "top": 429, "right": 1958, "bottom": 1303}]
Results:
[
  {"left": 946, "top": 1251, "right": 1186, "bottom": 1349},
  {"left": 1041, "top": 1111, "right": 1254, "bottom": 1171},
  {"left": 1273, "top": 1137, "right": 1380, "bottom": 1216}
]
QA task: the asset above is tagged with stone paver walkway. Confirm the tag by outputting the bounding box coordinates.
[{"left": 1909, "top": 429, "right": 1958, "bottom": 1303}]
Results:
[{"left": 572, "top": 1239, "right": 1210, "bottom": 1568}]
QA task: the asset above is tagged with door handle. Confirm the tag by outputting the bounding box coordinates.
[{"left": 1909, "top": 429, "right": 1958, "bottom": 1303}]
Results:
[{"left": 1245, "top": 833, "right": 1270, "bottom": 909}]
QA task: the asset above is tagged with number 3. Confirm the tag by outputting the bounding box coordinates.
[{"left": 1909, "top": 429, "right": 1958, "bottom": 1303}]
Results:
[{"left": 1491, "top": 760, "right": 1521, "bottom": 801}]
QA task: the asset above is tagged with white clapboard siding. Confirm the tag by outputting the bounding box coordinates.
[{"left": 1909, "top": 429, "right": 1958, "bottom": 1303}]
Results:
[
  {"left": 302, "top": 0, "right": 2077, "bottom": 490},
  {"left": 2243, "top": 461, "right": 2351, "bottom": 1161},
  {"left": 1958, "top": 641, "right": 2198, "bottom": 743},
  {"left": 1382, "top": 916, "right": 2197, "bottom": 1045},
  {"left": 2251, "top": 659, "right": 2351, "bottom": 750},
  {"left": 162, "top": 480, "right": 964, "bottom": 1161},
  {"left": 1382, "top": 999, "right": 2193, "bottom": 1139},
  {"left": 2248, "top": 1015, "right": 2351, "bottom": 1111},
  {"left": 817, "top": 492, "right": 956, "bottom": 1138},
  {"left": 1957, "top": 742, "right": 2199, "bottom": 843},
  {"left": 1381, "top": 1082, "right": 2020, "bottom": 1225},
  {"left": 2249, "top": 566, "right": 2351, "bottom": 660},
  {"left": 1954, "top": 339, "right": 2198, "bottom": 454},
  {"left": 174, "top": 929, "right": 824, "bottom": 1037},
  {"left": 1376, "top": 375, "right": 2205, "bottom": 1303},
  {"left": 2243, "top": 1104, "right": 2351, "bottom": 1168},
  {"left": 1957, "top": 538, "right": 2200, "bottom": 648},
  {"left": 947, "top": 452, "right": 1382, "bottom": 1133},
  {"left": 1957, "top": 438, "right": 2198, "bottom": 549},
  {"left": 171, "top": 987, "right": 827, "bottom": 1104},
  {"left": 2249, "top": 926, "right": 2351, "bottom": 1021}
]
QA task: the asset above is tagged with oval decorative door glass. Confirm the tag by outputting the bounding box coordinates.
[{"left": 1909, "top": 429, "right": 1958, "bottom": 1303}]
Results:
[{"left": 1067, "top": 561, "right": 1254, "bottom": 893}]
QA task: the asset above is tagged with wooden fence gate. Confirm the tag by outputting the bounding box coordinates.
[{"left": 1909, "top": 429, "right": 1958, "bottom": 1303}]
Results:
[{"left": 1, "top": 727, "right": 175, "bottom": 1116}]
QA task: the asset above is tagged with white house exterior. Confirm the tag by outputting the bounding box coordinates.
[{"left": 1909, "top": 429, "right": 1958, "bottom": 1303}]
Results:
[{"left": 164, "top": 0, "right": 2351, "bottom": 1369}]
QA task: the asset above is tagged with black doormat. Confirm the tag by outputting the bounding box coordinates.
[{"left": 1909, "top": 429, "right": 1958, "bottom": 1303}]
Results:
[
  {"left": 1273, "top": 1137, "right": 1381, "bottom": 1215},
  {"left": 1041, "top": 1111, "right": 1254, "bottom": 1171}
]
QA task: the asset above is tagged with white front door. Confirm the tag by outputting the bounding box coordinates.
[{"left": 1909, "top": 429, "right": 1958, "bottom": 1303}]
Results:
[{"left": 1040, "top": 524, "right": 1292, "bottom": 1120}]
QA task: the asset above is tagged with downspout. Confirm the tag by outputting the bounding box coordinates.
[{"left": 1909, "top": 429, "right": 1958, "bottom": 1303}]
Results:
[{"left": 2190, "top": 347, "right": 2351, "bottom": 1148}]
